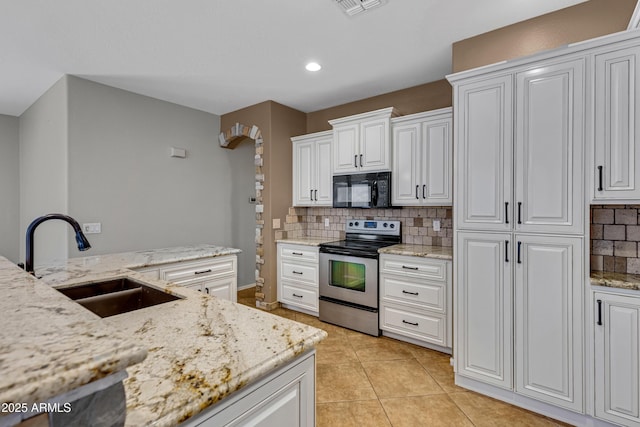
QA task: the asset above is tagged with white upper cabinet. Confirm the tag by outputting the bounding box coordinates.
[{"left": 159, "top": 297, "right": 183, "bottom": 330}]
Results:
[
  {"left": 292, "top": 130, "right": 333, "bottom": 206},
  {"left": 593, "top": 44, "right": 640, "bottom": 202},
  {"left": 514, "top": 59, "right": 584, "bottom": 234},
  {"left": 392, "top": 108, "right": 452, "bottom": 206},
  {"left": 455, "top": 75, "right": 513, "bottom": 231},
  {"left": 330, "top": 107, "right": 398, "bottom": 174},
  {"left": 454, "top": 58, "right": 584, "bottom": 235}
]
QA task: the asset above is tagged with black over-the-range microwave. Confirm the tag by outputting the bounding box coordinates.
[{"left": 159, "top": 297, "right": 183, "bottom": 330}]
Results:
[{"left": 332, "top": 171, "right": 392, "bottom": 209}]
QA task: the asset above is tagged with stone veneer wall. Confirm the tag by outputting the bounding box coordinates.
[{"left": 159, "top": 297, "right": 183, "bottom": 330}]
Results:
[
  {"left": 280, "top": 206, "right": 453, "bottom": 246},
  {"left": 218, "top": 124, "right": 267, "bottom": 304},
  {"left": 591, "top": 205, "right": 640, "bottom": 274}
]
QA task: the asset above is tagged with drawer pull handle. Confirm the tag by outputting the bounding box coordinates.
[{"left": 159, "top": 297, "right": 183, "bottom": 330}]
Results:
[
  {"left": 292, "top": 293, "right": 303, "bottom": 298},
  {"left": 598, "top": 166, "right": 604, "bottom": 191},
  {"left": 597, "top": 299, "right": 603, "bottom": 326},
  {"left": 402, "top": 290, "right": 419, "bottom": 296},
  {"left": 292, "top": 271, "right": 303, "bottom": 275},
  {"left": 402, "top": 320, "right": 419, "bottom": 326},
  {"left": 194, "top": 269, "right": 212, "bottom": 275},
  {"left": 292, "top": 252, "right": 303, "bottom": 256},
  {"left": 402, "top": 265, "right": 418, "bottom": 270}
]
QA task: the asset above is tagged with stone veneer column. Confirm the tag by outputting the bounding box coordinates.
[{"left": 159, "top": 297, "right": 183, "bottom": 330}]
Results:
[{"left": 219, "top": 123, "right": 266, "bottom": 307}]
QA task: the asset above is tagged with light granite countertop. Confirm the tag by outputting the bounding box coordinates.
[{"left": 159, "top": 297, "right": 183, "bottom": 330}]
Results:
[
  {"left": 276, "top": 237, "right": 338, "bottom": 247},
  {"left": 590, "top": 271, "right": 640, "bottom": 291},
  {"left": 0, "top": 257, "right": 148, "bottom": 413},
  {"left": 379, "top": 244, "right": 453, "bottom": 260},
  {"left": 1, "top": 245, "right": 327, "bottom": 427}
]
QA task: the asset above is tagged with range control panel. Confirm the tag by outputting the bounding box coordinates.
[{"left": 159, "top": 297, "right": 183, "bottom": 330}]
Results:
[{"left": 345, "top": 219, "right": 401, "bottom": 236}]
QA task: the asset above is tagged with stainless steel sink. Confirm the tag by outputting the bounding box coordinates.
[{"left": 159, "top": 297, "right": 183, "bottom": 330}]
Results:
[{"left": 57, "top": 277, "right": 182, "bottom": 318}]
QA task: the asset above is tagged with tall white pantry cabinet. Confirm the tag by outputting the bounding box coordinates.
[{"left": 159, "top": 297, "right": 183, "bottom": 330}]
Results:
[
  {"left": 448, "top": 44, "right": 587, "bottom": 417},
  {"left": 449, "top": 29, "right": 640, "bottom": 426}
]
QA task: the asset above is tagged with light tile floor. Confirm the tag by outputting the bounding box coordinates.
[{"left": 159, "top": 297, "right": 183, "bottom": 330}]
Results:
[{"left": 237, "top": 288, "right": 570, "bottom": 427}]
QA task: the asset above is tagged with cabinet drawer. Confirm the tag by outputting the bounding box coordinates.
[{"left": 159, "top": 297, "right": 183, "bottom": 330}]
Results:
[
  {"left": 380, "top": 255, "right": 446, "bottom": 281},
  {"left": 380, "top": 305, "right": 446, "bottom": 346},
  {"left": 279, "top": 245, "right": 318, "bottom": 263},
  {"left": 280, "top": 283, "right": 318, "bottom": 311},
  {"left": 280, "top": 261, "right": 317, "bottom": 286},
  {"left": 380, "top": 275, "right": 445, "bottom": 312},
  {"left": 161, "top": 257, "right": 235, "bottom": 283}
]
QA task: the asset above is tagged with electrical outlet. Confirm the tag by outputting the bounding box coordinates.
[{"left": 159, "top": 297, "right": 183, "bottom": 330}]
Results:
[
  {"left": 432, "top": 220, "right": 441, "bottom": 232},
  {"left": 324, "top": 218, "right": 330, "bottom": 228},
  {"left": 272, "top": 218, "right": 281, "bottom": 229},
  {"left": 83, "top": 223, "right": 101, "bottom": 234}
]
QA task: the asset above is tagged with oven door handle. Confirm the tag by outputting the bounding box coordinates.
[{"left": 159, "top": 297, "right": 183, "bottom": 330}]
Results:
[{"left": 321, "top": 249, "right": 356, "bottom": 257}]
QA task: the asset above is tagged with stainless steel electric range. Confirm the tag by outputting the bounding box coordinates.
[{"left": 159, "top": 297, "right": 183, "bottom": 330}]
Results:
[{"left": 318, "top": 219, "right": 401, "bottom": 336}]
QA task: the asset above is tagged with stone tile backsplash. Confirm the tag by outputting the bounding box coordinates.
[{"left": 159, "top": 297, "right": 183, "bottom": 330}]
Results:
[
  {"left": 591, "top": 205, "right": 640, "bottom": 274},
  {"left": 279, "top": 206, "right": 453, "bottom": 247}
]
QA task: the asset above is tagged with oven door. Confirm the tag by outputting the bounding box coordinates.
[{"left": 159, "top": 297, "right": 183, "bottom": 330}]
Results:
[{"left": 319, "top": 252, "right": 378, "bottom": 309}]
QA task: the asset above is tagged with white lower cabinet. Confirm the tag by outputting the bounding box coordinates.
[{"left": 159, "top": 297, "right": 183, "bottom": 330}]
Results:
[
  {"left": 594, "top": 291, "right": 640, "bottom": 427},
  {"left": 136, "top": 255, "right": 238, "bottom": 302},
  {"left": 182, "top": 351, "right": 316, "bottom": 427},
  {"left": 277, "top": 243, "right": 319, "bottom": 315},
  {"left": 455, "top": 232, "right": 583, "bottom": 412},
  {"left": 379, "top": 254, "right": 452, "bottom": 351}
]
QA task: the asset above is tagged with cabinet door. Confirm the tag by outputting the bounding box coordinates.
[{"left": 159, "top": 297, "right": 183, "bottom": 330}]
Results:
[
  {"left": 315, "top": 137, "right": 333, "bottom": 205},
  {"left": 455, "top": 75, "right": 513, "bottom": 231},
  {"left": 422, "top": 117, "right": 452, "bottom": 205},
  {"left": 515, "top": 59, "right": 584, "bottom": 234},
  {"left": 514, "top": 234, "right": 583, "bottom": 411},
  {"left": 360, "top": 117, "right": 390, "bottom": 171},
  {"left": 456, "top": 232, "right": 513, "bottom": 389},
  {"left": 392, "top": 121, "right": 421, "bottom": 206},
  {"left": 333, "top": 124, "right": 359, "bottom": 174},
  {"left": 293, "top": 140, "right": 315, "bottom": 206},
  {"left": 595, "top": 292, "right": 640, "bottom": 426},
  {"left": 594, "top": 45, "right": 640, "bottom": 201},
  {"left": 203, "top": 275, "right": 237, "bottom": 302}
]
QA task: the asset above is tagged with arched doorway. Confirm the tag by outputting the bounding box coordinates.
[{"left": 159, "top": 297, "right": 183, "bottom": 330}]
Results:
[{"left": 219, "top": 123, "right": 265, "bottom": 306}]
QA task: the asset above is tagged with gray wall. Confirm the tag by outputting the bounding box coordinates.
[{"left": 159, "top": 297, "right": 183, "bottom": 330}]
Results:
[
  {"left": 66, "top": 77, "right": 241, "bottom": 258},
  {"left": 226, "top": 139, "right": 257, "bottom": 287},
  {"left": 19, "top": 77, "right": 70, "bottom": 267},
  {"left": 0, "top": 115, "right": 20, "bottom": 263}
]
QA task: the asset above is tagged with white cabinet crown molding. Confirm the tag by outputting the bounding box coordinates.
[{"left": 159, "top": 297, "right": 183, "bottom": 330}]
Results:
[{"left": 327, "top": 106, "right": 399, "bottom": 127}]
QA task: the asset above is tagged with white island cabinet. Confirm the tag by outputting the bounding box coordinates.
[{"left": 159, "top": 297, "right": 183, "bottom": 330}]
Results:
[
  {"left": 181, "top": 351, "right": 316, "bottom": 427},
  {"left": 136, "top": 254, "right": 237, "bottom": 302}
]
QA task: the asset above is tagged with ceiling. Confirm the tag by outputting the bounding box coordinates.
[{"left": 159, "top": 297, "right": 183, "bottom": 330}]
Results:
[{"left": 0, "top": 0, "right": 589, "bottom": 117}]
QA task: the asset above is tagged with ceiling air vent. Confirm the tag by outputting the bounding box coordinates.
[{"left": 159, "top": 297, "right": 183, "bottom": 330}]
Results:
[{"left": 335, "top": 0, "right": 385, "bottom": 16}]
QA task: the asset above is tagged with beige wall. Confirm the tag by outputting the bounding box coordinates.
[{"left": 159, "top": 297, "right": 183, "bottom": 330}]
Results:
[
  {"left": 221, "top": 101, "right": 306, "bottom": 305},
  {"left": 452, "top": 0, "right": 637, "bottom": 73},
  {"left": 306, "top": 79, "right": 452, "bottom": 133}
]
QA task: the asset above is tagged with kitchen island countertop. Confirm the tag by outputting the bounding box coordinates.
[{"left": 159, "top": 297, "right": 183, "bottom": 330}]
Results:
[{"left": 1, "top": 244, "right": 327, "bottom": 427}]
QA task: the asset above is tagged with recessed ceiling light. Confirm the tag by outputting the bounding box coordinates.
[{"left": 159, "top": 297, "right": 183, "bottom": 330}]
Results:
[{"left": 305, "top": 62, "right": 322, "bottom": 72}]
